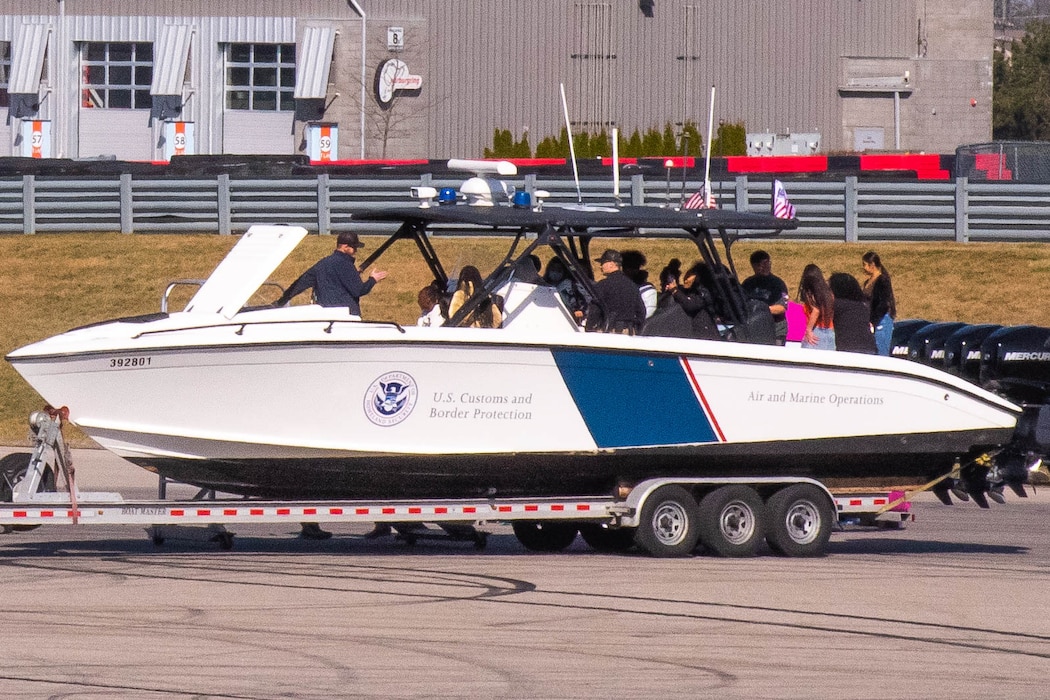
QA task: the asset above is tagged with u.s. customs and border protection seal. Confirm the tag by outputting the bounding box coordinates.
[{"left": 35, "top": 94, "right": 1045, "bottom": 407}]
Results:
[{"left": 364, "top": 371, "right": 418, "bottom": 426}]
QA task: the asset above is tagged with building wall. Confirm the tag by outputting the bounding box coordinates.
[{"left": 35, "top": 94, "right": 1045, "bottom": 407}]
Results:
[{"left": 0, "top": 0, "right": 992, "bottom": 160}]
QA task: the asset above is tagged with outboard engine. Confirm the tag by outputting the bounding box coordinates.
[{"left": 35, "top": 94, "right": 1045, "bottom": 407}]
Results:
[
  {"left": 979, "top": 325, "right": 1050, "bottom": 405},
  {"left": 889, "top": 319, "right": 931, "bottom": 360},
  {"left": 943, "top": 324, "right": 1002, "bottom": 381},
  {"left": 966, "top": 325, "right": 1050, "bottom": 505},
  {"left": 906, "top": 321, "right": 968, "bottom": 368},
  {"left": 986, "top": 404, "right": 1050, "bottom": 503}
]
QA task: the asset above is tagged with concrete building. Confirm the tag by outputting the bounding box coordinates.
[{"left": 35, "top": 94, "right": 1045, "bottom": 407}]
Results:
[{"left": 0, "top": 0, "right": 992, "bottom": 161}]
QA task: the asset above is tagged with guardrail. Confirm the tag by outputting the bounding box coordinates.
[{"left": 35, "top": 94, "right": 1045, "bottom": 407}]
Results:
[{"left": 1, "top": 173, "right": 1048, "bottom": 241}]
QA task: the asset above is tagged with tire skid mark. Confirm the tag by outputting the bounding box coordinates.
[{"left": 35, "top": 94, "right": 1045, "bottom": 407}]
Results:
[{"left": 482, "top": 593, "right": 1050, "bottom": 661}]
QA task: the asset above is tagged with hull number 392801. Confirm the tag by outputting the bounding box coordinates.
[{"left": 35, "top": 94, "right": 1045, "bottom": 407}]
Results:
[{"left": 109, "top": 357, "right": 152, "bottom": 369}]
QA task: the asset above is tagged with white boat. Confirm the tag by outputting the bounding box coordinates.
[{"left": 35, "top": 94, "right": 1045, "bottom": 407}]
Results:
[{"left": 5, "top": 171, "right": 1033, "bottom": 504}]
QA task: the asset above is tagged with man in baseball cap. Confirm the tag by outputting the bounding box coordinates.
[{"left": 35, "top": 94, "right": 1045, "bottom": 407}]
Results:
[
  {"left": 585, "top": 249, "right": 646, "bottom": 334},
  {"left": 274, "top": 231, "right": 388, "bottom": 314}
]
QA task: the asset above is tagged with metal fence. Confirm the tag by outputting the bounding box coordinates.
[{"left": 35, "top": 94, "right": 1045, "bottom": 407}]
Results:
[{"left": 1, "top": 172, "right": 1049, "bottom": 241}]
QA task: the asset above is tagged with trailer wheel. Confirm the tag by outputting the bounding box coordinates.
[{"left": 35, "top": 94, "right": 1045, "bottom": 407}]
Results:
[
  {"left": 0, "top": 453, "right": 54, "bottom": 532},
  {"left": 512, "top": 521, "right": 578, "bottom": 552},
  {"left": 765, "top": 484, "right": 834, "bottom": 557},
  {"left": 579, "top": 523, "right": 636, "bottom": 553},
  {"left": 697, "top": 485, "right": 765, "bottom": 557},
  {"left": 0, "top": 453, "right": 32, "bottom": 501},
  {"left": 634, "top": 485, "right": 700, "bottom": 558}
]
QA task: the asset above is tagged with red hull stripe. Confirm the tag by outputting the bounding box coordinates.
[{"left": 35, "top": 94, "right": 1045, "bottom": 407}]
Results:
[{"left": 680, "top": 358, "right": 726, "bottom": 442}]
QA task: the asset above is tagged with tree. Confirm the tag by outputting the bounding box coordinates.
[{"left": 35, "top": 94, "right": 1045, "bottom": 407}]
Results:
[
  {"left": 535, "top": 127, "right": 570, "bottom": 158},
  {"left": 661, "top": 124, "right": 678, "bottom": 155},
  {"left": 679, "top": 122, "right": 704, "bottom": 158},
  {"left": 622, "top": 129, "right": 643, "bottom": 158},
  {"left": 641, "top": 127, "right": 664, "bottom": 155},
  {"left": 993, "top": 20, "right": 1050, "bottom": 140},
  {"left": 484, "top": 129, "right": 515, "bottom": 158},
  {"left": 711, "top": 121, "right": 747, "bottom": 156},
  {"left": 514, "top": 131, "right": 531, "bottom": 158}
]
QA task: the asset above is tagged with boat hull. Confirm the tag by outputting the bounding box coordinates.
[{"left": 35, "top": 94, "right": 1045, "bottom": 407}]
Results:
[
  {"left": 8, "top": 322, "right": 1020, "bottom": 500},
  {"left": 124, "top": 428, "right": 1011, "bottom": 499}
]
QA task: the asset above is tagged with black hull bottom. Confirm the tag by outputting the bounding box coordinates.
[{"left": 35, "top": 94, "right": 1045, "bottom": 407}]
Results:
[{"left": 126, "top": 429, "right": 1012, "bottom": 500}]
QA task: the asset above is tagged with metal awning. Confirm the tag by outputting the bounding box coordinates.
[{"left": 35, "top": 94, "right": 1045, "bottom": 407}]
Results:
[
  {"left": 150, "top": 24, "right": 193, "bottom": 95},
  {"left": 293, "top": 26, "right": 336, "bottom": 99},
  {"left": 9, "top": 24, "right": 50, "bottom": 94},
  {"left": 838, "top": 76, "right": 913, "bottom": 94}
]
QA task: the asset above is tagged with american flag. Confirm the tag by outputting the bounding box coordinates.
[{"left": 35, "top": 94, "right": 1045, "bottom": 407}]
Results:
[
  {"left": 772, "top": 179, "right": 796, "bottom": 219},
  {"left": 683, "top": 183, "right": 716, "bottom": 209}
]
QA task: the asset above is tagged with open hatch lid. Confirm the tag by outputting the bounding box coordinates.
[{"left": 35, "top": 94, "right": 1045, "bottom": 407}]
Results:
[{"left": 185, "top": 225, "right": 308, "bottom": 319}]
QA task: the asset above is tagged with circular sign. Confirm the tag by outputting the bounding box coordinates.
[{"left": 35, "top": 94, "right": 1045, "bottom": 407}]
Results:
[{"left": 363, "top": 371, "right": 418, "bottom": 426}]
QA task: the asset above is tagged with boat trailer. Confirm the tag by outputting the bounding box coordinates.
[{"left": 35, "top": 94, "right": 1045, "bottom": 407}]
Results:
[{"left": 0, "top": 410, "right": 913, "bottom": 555}]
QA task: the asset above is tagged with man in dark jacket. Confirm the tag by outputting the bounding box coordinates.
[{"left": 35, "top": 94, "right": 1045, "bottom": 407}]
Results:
[
  {"left": 585, "top": 249, "right": 646, "bottom": 334},
  {"left": 275, "top": 232, "right": 388, "bottom": 314},
  {"left": 741, "top": 250, "right": 789, "bottom": 345}
]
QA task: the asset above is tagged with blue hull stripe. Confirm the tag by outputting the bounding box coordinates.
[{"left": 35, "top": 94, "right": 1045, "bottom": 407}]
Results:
[{"left": 552, "top": 349, "right": 718, "bottom": 448}]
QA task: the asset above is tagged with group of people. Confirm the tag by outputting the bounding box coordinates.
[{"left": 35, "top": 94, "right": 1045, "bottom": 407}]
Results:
[
  {"left": 781, "top": 250, "right": 897, "bottom": 355},
  {"left": 276, "top": 233, "right": 897, "bottom": 357}
]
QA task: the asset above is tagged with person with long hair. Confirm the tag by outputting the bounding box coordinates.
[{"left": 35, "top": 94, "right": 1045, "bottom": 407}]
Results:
[
  {"left": 656, "top": 258, "right": 682, "bottom": 311},
  {"left": 861, "top": 251, "right": 897, "bottom": 355},
  {"left": 642, "top": 261, "right": 720, "bottom": 339},
  {"left": 449, "top": 265, "right": 502, "bottom": 328},
  {"left": 828, "top": 272, "right": 876, "bottom": 354},
  {"left": 797, "top": 263, "right": 835, "bottom": 350}
]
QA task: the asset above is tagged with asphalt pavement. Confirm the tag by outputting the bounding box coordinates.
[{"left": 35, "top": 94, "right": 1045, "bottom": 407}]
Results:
[{"left": 0, "top": 447, "right": 1047, "bottom": 698}]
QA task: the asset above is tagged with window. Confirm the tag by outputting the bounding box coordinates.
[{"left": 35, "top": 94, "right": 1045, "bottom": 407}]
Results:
[
  {"left": 225, "top": 43, "right": 295, "bottom": 111},
  {"left": 0, "top": 42, "right": 10, "bottom": 108},
  {"left": 81, "top": 42, "right": 153, "bottom": 109}
]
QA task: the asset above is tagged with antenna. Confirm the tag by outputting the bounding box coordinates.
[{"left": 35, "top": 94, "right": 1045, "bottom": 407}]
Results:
[
  {"left": 559, "top": 83, "right": 583, "bottom": 204},
  {"left": 612, "top": 127, "right": 621, "bottom": 205},
  {"left": 704, "top": 85, "right": 716, "bottom": 201}
]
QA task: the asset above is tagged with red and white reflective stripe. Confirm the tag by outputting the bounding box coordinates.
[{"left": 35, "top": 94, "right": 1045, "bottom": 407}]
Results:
[
  {"left": 9, "top": 509, "right": 78, "bottom": 519},
  {"left": 0, "top": 499, "right": 613, "bottom": 525},
  {"left": 833, "top": 494, "right": 900, "bottom": 512}
]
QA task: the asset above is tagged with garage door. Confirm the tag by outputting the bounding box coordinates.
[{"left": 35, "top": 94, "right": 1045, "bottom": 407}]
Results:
[{"left": 222, "top": 111, "right": 295, "bottom": 154}]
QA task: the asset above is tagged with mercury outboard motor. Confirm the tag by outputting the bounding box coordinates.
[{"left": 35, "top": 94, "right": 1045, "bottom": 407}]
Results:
[
  {"left": 906, "top": 321, "right": 968, "bottom": 368},
  {"left": 972, "top": 324, "right": 1050, "bottom": 505},
  {"left": 979, "top": 325, "right": 1050, "bottom": 405},
  {"left": 889, "top": 319, "right": 931, "bottom": 359},
  {"left": 943, "top": 324, "right": 1002, "bottom": 381}
]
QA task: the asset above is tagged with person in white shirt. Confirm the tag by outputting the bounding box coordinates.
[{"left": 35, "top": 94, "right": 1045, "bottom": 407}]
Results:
[{"left": 416, "top": 284, "right": 446, "bottom": 327}]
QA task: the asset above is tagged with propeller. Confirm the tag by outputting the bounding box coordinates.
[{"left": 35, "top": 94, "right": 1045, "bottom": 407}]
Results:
[
  {"left": 960, "top": 463, "right": 991, "bottom": 509},
  {"left": 931, "top": 479, "right": 954, "bottom": 506}
]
